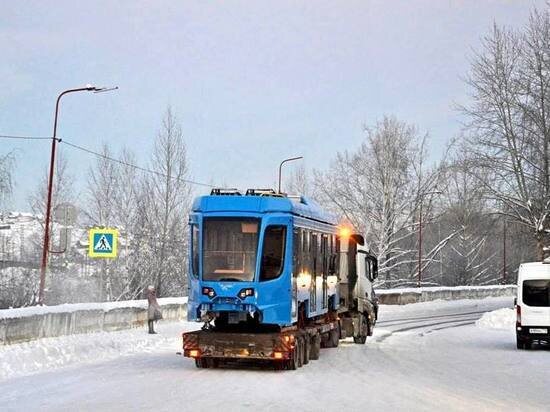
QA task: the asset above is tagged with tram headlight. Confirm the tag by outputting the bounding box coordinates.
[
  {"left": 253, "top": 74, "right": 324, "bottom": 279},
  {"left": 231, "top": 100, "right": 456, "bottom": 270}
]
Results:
[
  {"left": 237, "top": 288, "right": 254, "bottom": 299},
  {"left": 202, "top": 287, "right": 216, "bottom": 298}
]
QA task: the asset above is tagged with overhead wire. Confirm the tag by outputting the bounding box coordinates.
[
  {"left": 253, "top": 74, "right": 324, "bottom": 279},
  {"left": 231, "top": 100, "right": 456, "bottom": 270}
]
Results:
[
  {"left": 0, "top": 133, "right": 216, "bottom": 188},
  {"left": 0, "top": 134, "right": 52, "bottom": 140},
  {"left": 61, "top": 139, "right": 215, "bottom": 188}
]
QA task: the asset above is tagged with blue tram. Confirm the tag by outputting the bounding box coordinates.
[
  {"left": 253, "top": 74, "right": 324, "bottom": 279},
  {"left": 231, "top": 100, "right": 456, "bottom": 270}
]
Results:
[{"left": 187, "top": 189, "right": 341, "bottom": 329}]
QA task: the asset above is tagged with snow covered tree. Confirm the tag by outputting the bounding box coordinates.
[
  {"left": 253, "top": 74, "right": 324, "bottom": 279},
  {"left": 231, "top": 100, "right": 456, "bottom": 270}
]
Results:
[
  {"left": 315, "top": 116, "right": 453, "bottom": 287},
  {"left": 437, "top": 160, "right": 499, "bottom": 285},
  {"left": 286, "top": 164, "right": 311, "bottom": 196},
  {"left": 139, "top": 107, "right": 192, "bottom": 297},
  {"left": 461, "top": 8, "right": 550, "bottom": 260},
  {"left": 29, "top": 150, "right": 75, "bottom": 221},
  {"left": 0, "top": 151, "right": 15, "bottom": 213}
]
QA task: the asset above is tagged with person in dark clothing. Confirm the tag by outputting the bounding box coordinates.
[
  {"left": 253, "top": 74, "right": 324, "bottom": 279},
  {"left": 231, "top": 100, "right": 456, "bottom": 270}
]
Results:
[{"left": 146, "top": 285, "right": 162, "bottom": 334}]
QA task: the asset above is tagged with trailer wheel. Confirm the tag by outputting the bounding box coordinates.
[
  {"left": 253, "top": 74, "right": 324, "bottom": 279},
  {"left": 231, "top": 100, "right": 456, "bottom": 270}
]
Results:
[
  {"left": 320, "top": 332, "right": 330, "bottom": 348},
  {"left": 353, "top": 335, "right": 367, "bottom": 344},
  {"left": 329, "top": 328, "right": 339, "bottom": 348},
  {"left": 296, "top": 337, "right": 304, "bottom": 368},
  {"left": 303, "top": 336, "right": 310, "bottom": 365},
  {"left": 310, "top": 333, "right": 321, "bottom": 360},
  {"left": 286, "top": 342, "right": 300, "bottom": 370},
  {"left": 195, "top": 358, "right": 208, "bottom": 368}
]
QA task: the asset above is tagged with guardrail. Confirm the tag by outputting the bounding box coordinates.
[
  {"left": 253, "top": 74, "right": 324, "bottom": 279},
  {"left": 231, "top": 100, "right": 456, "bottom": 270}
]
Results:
[
  {"left": 0, "top": 285, "right": 517, "bottom": 345},
  {"left": 376, "top": 285, "right": 516, "bottom": 305},
  {"left": 0, "top": 298, "right": 187, "bottom": 345}
]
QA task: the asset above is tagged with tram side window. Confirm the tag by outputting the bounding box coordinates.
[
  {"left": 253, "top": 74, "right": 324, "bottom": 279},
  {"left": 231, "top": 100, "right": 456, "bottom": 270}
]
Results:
[
  {"left": 260, "top": 225, "right": 287, "bottom": 281},
  {"left": 321, "top": 235, "right": 328, "bottom": 276},
  {"left": 191, "top": 224, "right": 199, "bottom": 278},
  {"left": 332, "top": 235, "right": 340, "bottom": 277},
  {"left": 311, "top": 233, "right": 318, "bottom": 276},
  {"left": 293, "top": 229, "right": 301, "bottom": 276},
  {"left": 302, "top": 229, "right": 312, "bottom": 273}
]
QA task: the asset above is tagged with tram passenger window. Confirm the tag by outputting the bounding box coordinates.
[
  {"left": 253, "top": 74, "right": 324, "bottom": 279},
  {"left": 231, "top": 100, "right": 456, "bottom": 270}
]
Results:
[
  {"left": 311, "top": 233, "right": 318, "bottom": 276},
  {"left": 293, "top": 229, "right": 301, "bottom": 276},
  {"left": 322, "top": 235, "right": 328, "bottom": 275},
  {"left": 191, "top": 224, "right": 199, "bottom": 278},
  {"left": 260, "top": 225, "right": 287, "bottom": 281}
]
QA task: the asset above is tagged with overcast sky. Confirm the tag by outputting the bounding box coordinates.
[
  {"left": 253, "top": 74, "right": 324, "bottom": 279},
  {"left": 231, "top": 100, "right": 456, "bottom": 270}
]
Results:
[{"left": 1, "top": 0, "right": 547, "bottom": 210}]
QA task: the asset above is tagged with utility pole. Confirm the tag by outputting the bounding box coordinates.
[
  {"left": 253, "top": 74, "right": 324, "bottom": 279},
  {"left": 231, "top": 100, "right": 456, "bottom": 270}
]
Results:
[{"left": 38, "top": 85, "right": 117, "bottom": 305}]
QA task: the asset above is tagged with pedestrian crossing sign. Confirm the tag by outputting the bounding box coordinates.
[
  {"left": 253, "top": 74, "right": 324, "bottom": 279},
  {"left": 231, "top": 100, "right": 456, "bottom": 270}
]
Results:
[{"left": 88, "top": 228, "right": 118, "bottom": 258}]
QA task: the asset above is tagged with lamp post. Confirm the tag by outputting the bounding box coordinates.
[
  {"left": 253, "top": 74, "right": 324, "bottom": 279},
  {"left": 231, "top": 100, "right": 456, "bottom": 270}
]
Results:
[
  {"left": 277, "top": 156, "right": 303, "bottom": 194},
  {"left": 417, "top": 190, "right": 442, "bottom": 288},
  {"left": 38, "top": 85, "right": 117, "bottom": 305}
]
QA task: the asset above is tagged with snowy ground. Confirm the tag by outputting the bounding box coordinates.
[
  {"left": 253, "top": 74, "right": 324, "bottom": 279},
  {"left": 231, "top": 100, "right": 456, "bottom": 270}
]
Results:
[{"left": 1, "top": 296, "right": 549, "bottom": 411}]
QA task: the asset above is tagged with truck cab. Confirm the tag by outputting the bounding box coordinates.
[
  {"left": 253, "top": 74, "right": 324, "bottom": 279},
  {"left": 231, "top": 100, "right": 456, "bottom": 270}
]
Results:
[
  {"left": 338, "top": 233, "right": 379, "bottom": 343},
  {"left": 516, "top": 262, "right": 550, "bottom": 349}
]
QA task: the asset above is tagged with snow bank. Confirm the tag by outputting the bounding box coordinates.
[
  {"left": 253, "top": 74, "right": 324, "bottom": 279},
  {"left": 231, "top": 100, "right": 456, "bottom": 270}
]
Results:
[
  {"left": 0, "top": 320, "right": 196, "bottom": 381},
  {"left": 476, "top": 308, "right": 515, "bottom": 331}
]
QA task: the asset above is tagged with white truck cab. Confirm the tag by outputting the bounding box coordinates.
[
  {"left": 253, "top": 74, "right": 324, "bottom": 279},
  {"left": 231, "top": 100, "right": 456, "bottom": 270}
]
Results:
[{"left": 516, "top": 262, "right": 550, "bottom": 349}]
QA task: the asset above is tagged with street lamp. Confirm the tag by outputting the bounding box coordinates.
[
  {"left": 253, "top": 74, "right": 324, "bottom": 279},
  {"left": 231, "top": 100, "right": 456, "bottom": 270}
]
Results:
[
  {"left": 38, "top": 85, "right": 118, "bottom": 305},
  {"left": 277, "top": 156, "right": 303, "bottom": 194},
  {"left": 417, "top": 190, "right": 443, "bottom": 288}
]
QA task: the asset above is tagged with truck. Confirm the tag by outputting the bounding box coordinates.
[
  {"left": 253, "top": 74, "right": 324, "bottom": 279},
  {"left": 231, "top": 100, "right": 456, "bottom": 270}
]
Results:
[{"left": 182, "top": 188, "right": 379, "bottom": 369}]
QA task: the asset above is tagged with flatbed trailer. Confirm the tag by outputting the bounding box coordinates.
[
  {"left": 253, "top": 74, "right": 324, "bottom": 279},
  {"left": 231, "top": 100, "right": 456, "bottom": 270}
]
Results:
[{"left": 182, "top": 318, "right": 342, "bottom": 370}]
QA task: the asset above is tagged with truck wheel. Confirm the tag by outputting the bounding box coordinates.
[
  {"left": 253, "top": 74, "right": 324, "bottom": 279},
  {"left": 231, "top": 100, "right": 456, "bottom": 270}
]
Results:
[
  {"left": 310, "top": 333, "right": 321, "bottom": 360},
  {"left": 516, "top": 335, "right": 525, "bottom": 350},
  {"left": 353, "top": 335, "right": 367, "bottom": 344}
]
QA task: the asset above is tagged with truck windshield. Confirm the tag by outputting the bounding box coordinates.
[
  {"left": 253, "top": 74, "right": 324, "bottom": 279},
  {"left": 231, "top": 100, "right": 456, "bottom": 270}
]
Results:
[
  {"left": 203, "top": 218, "right": 259, "bottom": 282},
  {"left": 523, "top": 280, "right": 550, "bottom": 307}
]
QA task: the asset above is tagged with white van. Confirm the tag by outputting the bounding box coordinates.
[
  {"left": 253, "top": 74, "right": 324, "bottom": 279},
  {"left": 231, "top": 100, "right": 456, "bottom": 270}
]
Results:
[{"left": 516, "top": 262, "right": 550, "bottom": 349}]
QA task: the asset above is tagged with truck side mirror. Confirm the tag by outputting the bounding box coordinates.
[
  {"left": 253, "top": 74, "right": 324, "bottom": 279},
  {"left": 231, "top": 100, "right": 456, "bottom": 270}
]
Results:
[
  {"left": 514, "top": 297, "right": 517, "bottom": 306},
  {"left": 372, "top": 259, "right": 378, "bottom": 280}
]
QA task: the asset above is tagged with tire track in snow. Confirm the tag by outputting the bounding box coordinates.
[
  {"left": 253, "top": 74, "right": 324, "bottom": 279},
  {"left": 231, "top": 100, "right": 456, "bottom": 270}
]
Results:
[{"left": 375, "top": 313, "right": 485, "bottom": 343}]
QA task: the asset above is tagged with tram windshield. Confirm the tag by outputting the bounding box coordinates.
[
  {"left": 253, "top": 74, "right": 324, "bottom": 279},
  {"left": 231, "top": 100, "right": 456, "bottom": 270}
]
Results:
[{"left": 203, "top": 218, "right": 259, "bottom": 282}]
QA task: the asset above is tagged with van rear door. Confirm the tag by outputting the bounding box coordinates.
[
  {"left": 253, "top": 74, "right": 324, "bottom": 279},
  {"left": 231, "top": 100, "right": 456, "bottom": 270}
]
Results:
[{"left": 521, "top": 279, "right": 550, "bottom": 326}]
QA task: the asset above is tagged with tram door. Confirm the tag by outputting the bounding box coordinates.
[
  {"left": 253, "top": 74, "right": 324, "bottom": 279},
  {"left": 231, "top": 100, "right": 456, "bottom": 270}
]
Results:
[
  {"left": 321, "top": 234, "right": 328, "bottom": 309},
  {"left": 308, "top": 231, "right": 316, "bottom": 313}
]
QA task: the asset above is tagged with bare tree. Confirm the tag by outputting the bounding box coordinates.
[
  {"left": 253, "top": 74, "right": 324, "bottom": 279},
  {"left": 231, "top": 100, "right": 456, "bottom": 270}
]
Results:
[
  {"left": 286, "top": 164, "right": 310, "bottom": 196},
  {"left": 29, "top": 150, "right": 75, "bottom": 219},
  {"left": 315, "top": 116, "right": 453, "bottom": 287},
  {"left": 437, "top": 159, "right": 499, "bottom": 285},
  {"left": 140, "top": 107, "right": 192, "bottom": 296},
  {"left": 0, "top": 151, "right": 15, "bottom": 213},
  {"left": 83, "top": 144, "right": 121, "bottom": 300},
  {"left": 461, "top": 8, "right": 550, "bottom": 260},
  {"left": 85, "top": 143, "right": 118, "bottom": 226}
]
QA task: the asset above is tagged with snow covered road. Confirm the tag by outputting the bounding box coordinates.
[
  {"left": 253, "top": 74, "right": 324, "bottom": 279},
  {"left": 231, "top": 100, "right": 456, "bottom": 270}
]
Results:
[{"left": 1, "top": 296, "right": 549, "bottom": 411}]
